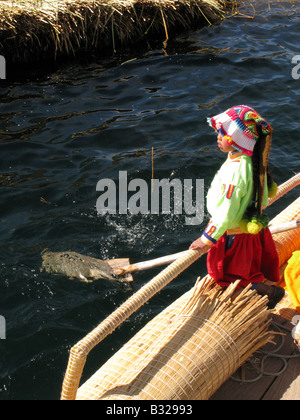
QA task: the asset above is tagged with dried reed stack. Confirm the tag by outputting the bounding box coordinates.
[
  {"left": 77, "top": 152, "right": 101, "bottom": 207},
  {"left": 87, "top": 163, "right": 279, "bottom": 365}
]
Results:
[
  {"left": 76, "top": 276, "right": 273, "bottom": 400},
  {"left": 0, "top": 0, "right": 236, "bottom": 65}
]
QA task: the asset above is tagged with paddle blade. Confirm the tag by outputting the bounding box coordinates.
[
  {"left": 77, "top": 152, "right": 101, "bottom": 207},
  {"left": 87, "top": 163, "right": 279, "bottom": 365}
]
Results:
[{"left": 106, "top": 258, "right": 134, "bottom": 282}]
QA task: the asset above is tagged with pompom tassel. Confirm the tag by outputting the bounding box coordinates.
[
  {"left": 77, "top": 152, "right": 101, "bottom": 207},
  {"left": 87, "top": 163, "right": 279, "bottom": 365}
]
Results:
[
  {"left": 268, "top": 181, "right": 278, "bottom": 198},
  {"left": 247, "top": 219, "right": 263, "bottom": 234},
  {"left": 239, "top": 214, "right": 269, "bottom": 234}
]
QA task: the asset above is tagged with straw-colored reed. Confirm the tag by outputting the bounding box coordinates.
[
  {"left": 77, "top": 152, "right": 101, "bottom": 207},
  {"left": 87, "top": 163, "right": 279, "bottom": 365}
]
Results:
[
  {"left": 75, "top": 195, "right": 300, "bottom": 400},
  {"left": 0, "top": 0, "right": 235, "bottom": 65},
  {"left": 269, "top": 196, "right": 300, "bottom": 268},
  {"left": 77, "top": 276, "right": 273, "bottom": 400},
  {"left": 269, "top": 193, "right": 300, "bottom": 321},
  {"left": 61, "top": 175, "right": 299, "bottom": 400}
]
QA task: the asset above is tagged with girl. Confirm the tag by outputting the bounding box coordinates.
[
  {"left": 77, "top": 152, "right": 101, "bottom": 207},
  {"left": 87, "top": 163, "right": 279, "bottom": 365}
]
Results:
[{"left": 190, "top": 105, "right": 285, "bottom": 309}]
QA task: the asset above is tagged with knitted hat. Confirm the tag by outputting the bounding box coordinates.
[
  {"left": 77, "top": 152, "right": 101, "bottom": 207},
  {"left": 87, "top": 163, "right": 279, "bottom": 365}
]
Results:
[{"left": 207, "top": 105, "right": 272, "bottom": 156}]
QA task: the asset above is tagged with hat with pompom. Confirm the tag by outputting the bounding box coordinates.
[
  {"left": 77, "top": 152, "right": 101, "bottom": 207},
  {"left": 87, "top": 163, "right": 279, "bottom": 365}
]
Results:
[{"left": 207, "top": 105, "right": 272, "bottom": 156}]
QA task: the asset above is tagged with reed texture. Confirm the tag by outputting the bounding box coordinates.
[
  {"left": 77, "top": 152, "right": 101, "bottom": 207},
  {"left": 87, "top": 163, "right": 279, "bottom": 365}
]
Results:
[
  {"left": 77, "top": 276, "right": 273, "bottom": 400},
  {"left": 61, "top": 177, "right": 299, "bottom": 400},
  {"left": 0, "top": 0, "right": 236, "bottom": 65},
  {"left": 77, "top": 190, "right": 300, "bottom": 400}
]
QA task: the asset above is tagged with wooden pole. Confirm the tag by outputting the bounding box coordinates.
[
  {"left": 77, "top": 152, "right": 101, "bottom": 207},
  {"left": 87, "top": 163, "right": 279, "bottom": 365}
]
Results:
[{"left": 114, "top": 220, "right": 300, "bottom": 275}]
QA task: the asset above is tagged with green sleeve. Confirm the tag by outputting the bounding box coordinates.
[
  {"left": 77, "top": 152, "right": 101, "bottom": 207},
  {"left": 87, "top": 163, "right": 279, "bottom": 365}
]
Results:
[{"left": 202, "top": 156, "right": 253, "bottom": 244}]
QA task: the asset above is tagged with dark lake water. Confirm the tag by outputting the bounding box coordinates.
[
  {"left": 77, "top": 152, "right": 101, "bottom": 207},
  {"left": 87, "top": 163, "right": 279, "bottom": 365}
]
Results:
[{"left": 0, "top": 0, "right": 299, "bottom": 400}]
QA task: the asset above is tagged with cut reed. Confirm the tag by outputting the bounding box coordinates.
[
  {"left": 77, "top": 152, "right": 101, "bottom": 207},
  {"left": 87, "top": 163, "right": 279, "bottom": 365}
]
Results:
[
  {"left": 0, "top": 0, "right": 236, "bottom": 65},
  {"left": 61, "top": 185, "right": 300, "bottom": 400},
  {"left": 76, "top": 276, "right": 274, "bottom": 400}
]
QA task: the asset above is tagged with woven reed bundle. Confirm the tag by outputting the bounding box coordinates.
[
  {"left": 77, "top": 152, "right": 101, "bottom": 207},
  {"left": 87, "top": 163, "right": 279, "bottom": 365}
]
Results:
[
  {"left": 61, "top": 177, "right": 299, "bottom": 400},
  {"left": 269, "top": 194, "right": 300, "bottom": 321},
  {"left": 266, "top": 173, "right": 300, "bottom": 208},
  {"left": 74, "top": 196, "right": 299, "bottom": 400},
  {"left": 76, "top": 276, "right": 273, "bottom": 400},
  {"left": 270, "top": 196, "right": 300, "bottom": 267},
  {"left": 61, "top": 245, "right": 209, "bottom": 400}
]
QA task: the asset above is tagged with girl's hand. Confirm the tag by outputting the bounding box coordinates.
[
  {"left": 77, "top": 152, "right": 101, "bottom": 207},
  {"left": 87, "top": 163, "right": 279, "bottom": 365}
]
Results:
[{"left": 189, "top": 237, "right": 209, "bottom": 250}]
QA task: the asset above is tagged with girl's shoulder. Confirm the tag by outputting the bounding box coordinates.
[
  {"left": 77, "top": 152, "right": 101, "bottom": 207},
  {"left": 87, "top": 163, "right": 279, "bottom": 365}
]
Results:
[{"left": 219, "top": 154, "right": 252, "bottom": 188}]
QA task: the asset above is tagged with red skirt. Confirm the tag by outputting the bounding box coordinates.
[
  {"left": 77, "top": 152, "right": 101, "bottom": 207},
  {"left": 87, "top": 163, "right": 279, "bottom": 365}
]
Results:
[{"left": 207, "top": 228, "right": 280, "bottom": 288}]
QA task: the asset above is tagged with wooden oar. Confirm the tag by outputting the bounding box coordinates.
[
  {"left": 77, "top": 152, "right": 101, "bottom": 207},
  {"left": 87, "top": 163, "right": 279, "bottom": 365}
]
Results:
[
  {"left": 268, "top": 219, "right": 300, "bottom": 234},
  {"left": 108, "top": 219, "right": 300, "bottom": 277},
  {"left": 105, "top": 173, "right": 300, "bottom": 278},
  {"left": 48, "top": 174, "right": 299, "bottom": 283},
  {"left": 110, "top": 250, "right": 188, "bottom": 276}
]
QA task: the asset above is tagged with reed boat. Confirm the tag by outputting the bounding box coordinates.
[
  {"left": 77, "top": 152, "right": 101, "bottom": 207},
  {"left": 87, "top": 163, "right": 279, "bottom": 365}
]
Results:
[{"left": 61, "top": 174, "right": 300, "bottom": 401}]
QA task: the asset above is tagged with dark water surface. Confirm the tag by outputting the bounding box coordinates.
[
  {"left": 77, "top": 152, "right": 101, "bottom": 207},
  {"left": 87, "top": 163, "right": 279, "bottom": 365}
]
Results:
[{"left": 0, "top": 1, "right": 299, "bottom": 400}]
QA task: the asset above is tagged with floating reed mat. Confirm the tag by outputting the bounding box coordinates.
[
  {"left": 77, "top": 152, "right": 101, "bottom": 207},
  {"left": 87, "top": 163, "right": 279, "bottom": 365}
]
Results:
[
  {"left": 75, "top": 276, "right": 274, "bottom": 400},
  {"left": 0, "top": 0, "right": 236, "bottom": 65}
]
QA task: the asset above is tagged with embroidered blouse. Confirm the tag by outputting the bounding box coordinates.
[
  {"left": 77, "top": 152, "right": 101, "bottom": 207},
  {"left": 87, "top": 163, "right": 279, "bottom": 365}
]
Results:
[{"left": 201, "top": 152, "right": 268, "bottom": 245}]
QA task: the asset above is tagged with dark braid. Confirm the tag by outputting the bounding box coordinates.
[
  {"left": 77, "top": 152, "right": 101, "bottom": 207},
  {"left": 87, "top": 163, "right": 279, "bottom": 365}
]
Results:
[
  {"left": 251, "top": 135, "right": 261, "bottom": 216},
  {"left": 247, "top": 128, "right": 272, "bottom": 218}
]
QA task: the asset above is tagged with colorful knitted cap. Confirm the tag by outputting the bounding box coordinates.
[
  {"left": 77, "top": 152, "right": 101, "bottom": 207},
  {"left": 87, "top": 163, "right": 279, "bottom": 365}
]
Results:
[{"left": 207, "top": 105, "right": 272, "bottom": 156}]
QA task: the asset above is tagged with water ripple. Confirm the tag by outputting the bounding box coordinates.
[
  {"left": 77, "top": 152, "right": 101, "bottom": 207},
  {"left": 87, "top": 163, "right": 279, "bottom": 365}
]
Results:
[{"left": 0, "top": 1, "right": 300, "bottom": 400}]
